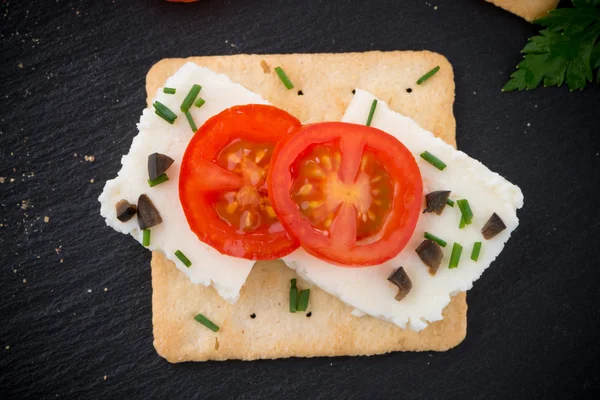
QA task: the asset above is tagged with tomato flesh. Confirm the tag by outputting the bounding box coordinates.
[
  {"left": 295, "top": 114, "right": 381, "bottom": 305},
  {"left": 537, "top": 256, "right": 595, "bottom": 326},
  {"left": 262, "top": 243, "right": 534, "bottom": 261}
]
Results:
[
  {"left": 268, "top": 122, "right": 423, "bottom": 266},
  {"left": 212, "top": 140, "right": 278, "bottom": 234},
  {"left": 180, "top": 105, "right": 301, "bottom": 260},
  {"left": 289, "top": 140, "right": 395, "bottom": 240}
]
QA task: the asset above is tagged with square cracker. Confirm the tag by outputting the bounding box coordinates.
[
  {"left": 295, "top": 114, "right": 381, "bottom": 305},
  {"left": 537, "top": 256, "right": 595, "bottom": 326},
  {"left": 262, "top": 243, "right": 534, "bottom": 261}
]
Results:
[
  {"left": 485, "top": 0, "right": 559, "bottom": 21},
  {"left": 147, "top": 51, "right": 465, "bottom": 362}
]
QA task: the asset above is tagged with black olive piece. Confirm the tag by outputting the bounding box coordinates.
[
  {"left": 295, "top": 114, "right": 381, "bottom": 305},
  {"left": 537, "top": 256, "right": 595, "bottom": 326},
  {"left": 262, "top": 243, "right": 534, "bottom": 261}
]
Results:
[
  {"left": 387, "top": 267, "right": 412, "bottom": 301},
  {"left": 137, "top": 194, "right": 163, "bottom": 230},
  {"left": 415, "top": 239, "right": 443, "bottom": 275},
  {"left": 148, "top": 153, "right": 174, "bottom": 181},
  {"left": 481, "top": 212, "right": 507, "bottom": 239},
  {"left": 423, "top": 190, "right": 450, "bottom": 215},
  {"left": 115, "top": 199, "right": 137, "bottom": 222}
]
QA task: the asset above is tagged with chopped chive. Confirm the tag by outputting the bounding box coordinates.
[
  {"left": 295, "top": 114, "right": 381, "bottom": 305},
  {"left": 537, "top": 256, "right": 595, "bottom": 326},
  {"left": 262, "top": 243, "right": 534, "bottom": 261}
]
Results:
[
  {"left": 424, "top": 232, "right": 447, "bottom": 247},
  {"left": 180, "top": 84, "right": 201, "bottom": 112},
  {"left": 297, "top": 289, "right": 310, "bottom": 312},
  {"left": 194, "top": 97, "right": 206, "bottom": 108},
  {"left": 153, "top": 101, "right": 177, "bottom": 124},
  {"left": 420, "top": 151, "right": 446, "bottom": 170},
  {"left": 416, "top": 66, "right": 440, "bottom": 85},
  {"left": 194, "top": 313, "right": 219, "bottom": 332},
  {"left": 148, "top": 173, "right": 169, "bottom": 187},
  {"left": 471, "top": 242, "right": 482, "bottom": 262},
  {"left": 163, "top": 87, "right": 176, "bottom": 94},
  {"left": 142, "top": 229, "right": 151, "bottom": 247},
  {"left": 175, "top": 250, "right": 191, "bottom": 267},
  {"left": 185, "top": 111, "right": 197, "bottom": 132},
  {"left": 459, "top": 215, "right": 466, "bottom": 229},
  {"left": 447, "top": 199, "right": 455, "bottom": 207},
  {"left": 457, "top": 199, "right": 473, "bottom": 225},
  {"left": 274, "top": 66, "right": 294, "bottom": 89},
  {"left": 366, "top": 99, "right": 378, "bottom": 127},
  {"left": 449, "top": 242, "right": 463, "bottom": 269},
  {"left": 289, "top": 279, "right": 298, "bottom": 313}
]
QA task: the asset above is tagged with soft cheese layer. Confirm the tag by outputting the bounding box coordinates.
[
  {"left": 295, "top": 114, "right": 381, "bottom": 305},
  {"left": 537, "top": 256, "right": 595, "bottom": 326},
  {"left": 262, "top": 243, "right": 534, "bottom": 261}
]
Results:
[
  {"left": 99, "top": 62, "right": 267, "bottom": 302},
  {"left": 283, "top": 90, "right": 524, "bottom": 331}
]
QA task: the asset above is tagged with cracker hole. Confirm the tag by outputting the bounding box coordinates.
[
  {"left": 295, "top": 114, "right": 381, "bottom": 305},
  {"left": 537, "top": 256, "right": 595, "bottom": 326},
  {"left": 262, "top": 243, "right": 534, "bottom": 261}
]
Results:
[
  {"left": 306, "top": 312, "right": 312, "bottom": 317},
  {"left": 406, "top": 88, "right": 413, "bottom": 93},
  {"left": 214, "top": 337, "right": 220, "bottom": 350},
  {"left": 352, "top": 89, "right": 356, "bottom": 94},
  {"left": 250, "top": 313, "right": 256, "bottom": 319},
  {"left": 297, "top": 90, "right": 304, "bottom": 96}
]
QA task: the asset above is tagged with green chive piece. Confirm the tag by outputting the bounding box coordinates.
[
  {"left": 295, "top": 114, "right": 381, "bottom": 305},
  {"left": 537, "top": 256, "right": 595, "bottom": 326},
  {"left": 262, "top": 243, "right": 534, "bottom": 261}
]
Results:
[
  {"left": 297, "top": 289, "right": 310, "bottom": 312},
  {"left": 163, "top": 87, "right": 176, "bottom": 94},
  {"left": 289, "top": 279, "right": 298, "bottom": 313},
  {"left": 148, "top": 173, "right": 169, "bottom": 187},
  {"left": 185, "top": 111, "right": 197, "bottom": 132},
  {"left": 153, "top": 101, "right": 177, "bottom": 124},
  {"left": 417, "top": 66, "right": 440, "bottom": 85},
  {"left": 457, "top": 199, "right": 473, "bottom": 225},
  {"left": 194, "top": 313, "right": 219, "bottom": 332},
  {"left": 471, "top": 242, "right": 482, "bottom": 262},
  {"left": 175, "top": 250, "right": 192, "bottom": 267},
  {"left": 142, "top": 229, "right": 151, "bottom": 247},
  {"left": 449, "top": 243, "right": 463, "bottom": 269},
  {"left": 366, "top": 99, "right": 378, "bottom": 127},
  {"left": 274, "top": 66, "right": 294, "bottom": 89},
  {"left": 420, "top": 151, "right": 447, "bottom": 170},
  {"left": 424, "top": 232, "right": 447, "bottom": 247},
  {"left": 459, "top": 215, "right": 466, "bottom": 229},
  {"left": 447, "top": 199, "right": 455, "bottom": 207},
  {"left": 180, "top": 84, "right": 202, "bottom": 112},
  {"left": 194, "top": 97, "right": 206, "bottom": 108}
]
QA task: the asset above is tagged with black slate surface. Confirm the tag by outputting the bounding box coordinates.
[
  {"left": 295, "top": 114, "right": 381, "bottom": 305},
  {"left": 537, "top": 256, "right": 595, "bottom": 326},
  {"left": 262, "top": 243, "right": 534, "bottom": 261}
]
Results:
[{"left": 1, "top": 0, "right": 599, "bottom": 398}]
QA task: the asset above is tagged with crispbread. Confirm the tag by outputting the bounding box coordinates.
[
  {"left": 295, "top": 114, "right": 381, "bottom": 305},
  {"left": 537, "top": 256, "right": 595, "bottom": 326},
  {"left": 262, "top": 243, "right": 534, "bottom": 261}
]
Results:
[
  {"left": 147, "top": 51, "right": 465, "bottom": 362},
  {"left": 485, "top": 0, "right": 559, "bottom": 21}
]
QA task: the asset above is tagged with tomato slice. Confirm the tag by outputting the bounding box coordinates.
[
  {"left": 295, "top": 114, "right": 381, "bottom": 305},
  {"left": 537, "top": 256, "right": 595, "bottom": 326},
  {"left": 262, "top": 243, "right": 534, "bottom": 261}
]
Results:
[
  {"left": 268, "top": 122, "right": 423, "bottom": 266},
  {"left": 179, "top": 105, "right": 302, "bottom": 260}
]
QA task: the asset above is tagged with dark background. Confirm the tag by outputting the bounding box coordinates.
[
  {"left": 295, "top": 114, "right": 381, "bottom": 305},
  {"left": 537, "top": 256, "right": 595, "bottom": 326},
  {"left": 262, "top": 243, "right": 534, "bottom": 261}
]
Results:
[{"left": 1, "top": 0, "right": 599, "bottom": 398}]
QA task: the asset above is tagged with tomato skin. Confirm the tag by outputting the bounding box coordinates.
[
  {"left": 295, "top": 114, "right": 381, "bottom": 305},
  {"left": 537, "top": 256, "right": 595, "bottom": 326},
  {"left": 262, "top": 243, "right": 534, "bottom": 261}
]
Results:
[
  {"left": 179, "top": 105, "right": 302, "bottom": 260},
  {"left": 268, "top": 122, "right": 423, "bottom": 267}
]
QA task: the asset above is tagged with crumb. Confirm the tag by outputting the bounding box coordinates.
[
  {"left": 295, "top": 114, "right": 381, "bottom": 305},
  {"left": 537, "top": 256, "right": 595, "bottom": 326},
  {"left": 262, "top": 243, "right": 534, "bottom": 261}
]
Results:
[
  {"left": 90, "top": 179, "right": 94, "bottom": 183},
  {"left": 23, "top": 279, "right": 27, "bottom": 284},
  {"left": 5, "top": 345, "right": 9, "bottom": 350},
  {"left": 10, "top": 178, "right": 15, "bottom": 183},
  {"left": 0, "top": 177, "right": 5, "bottom": 183},
  {"left": 18, "top": 63, "right": 23, "bottom": 69},
  {"left": 21, "top": 200, "right": 32, "bottom": 210},
  {"left": 55, "top": 247, "right": 62, "bottom": 254},
  {"left": 13, "top": 269, "right": 17, "bottom": 273},
  {"left": 73, "top": 153, "right": 78, "bottom": 157},
  {"left": 104, "top": 375, "right": 107, "bottom": 381},
  {"left": 84, "top": 155, "right": 95, "bottom": 162},
  {"left": 104, "top": 288, "right": 108, "bottom": 292},
  {"left": 60, "top": 259, "right": 63, "bottom": 263},
  {"left": 527, "top": 123, "right": 531, "bottom": 127},
  {"left": 44, "top": 216, "right": 50, "bottom": 223},
  {"left": 434, "top": 6, "right": 438, "bottom": 10},
  {"left": 260, "top": 60, "right": 270, "bottom": 74},
  {"left": 87, "top": 289, "right": 92, "bottom": 293}
]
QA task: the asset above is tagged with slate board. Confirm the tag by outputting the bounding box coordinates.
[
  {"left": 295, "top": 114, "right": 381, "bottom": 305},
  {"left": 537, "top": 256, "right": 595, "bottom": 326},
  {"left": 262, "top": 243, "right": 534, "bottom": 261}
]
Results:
[{"left": 1, "top": 0, "right": 599, "bottom": 398}]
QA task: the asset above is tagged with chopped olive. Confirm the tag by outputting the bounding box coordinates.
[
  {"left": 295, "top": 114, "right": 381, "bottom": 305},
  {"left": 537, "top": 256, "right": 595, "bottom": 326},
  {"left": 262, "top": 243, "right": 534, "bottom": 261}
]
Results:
[
  {"left": 481, "top": 213, "right": 507, "bottom": 239},
  {"left": 415, "top": 239, "right": 443, "bottom": 275},
  {"left": 423, "top": 190, "right": 450, "bottom": 215},
  {"left": 387, "top": 267, "right": 412, "bottom": 301},
  {"left": 137, "top": 194, "right": 162, "bottom": 230},
  {"left": 148, "top": 153, "right": 174, "bottom": 181},
  {"left": 115, "top": 199, "right": 137, "bottom": 222}
]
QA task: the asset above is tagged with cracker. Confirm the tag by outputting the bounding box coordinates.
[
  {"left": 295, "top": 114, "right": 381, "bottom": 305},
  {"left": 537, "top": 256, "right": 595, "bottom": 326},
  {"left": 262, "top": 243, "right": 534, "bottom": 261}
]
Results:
[
  {"left": 485, "top": 0, "right": 559, "bottom": 21},
  {"left": 147, "top": 52, "right": 465, "bottom": 362}
]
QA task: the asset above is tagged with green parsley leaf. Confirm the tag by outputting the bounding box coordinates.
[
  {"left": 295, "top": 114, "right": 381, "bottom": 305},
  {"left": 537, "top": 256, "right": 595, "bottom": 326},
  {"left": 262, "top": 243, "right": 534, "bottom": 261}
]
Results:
[{"left": 503, "top": 0, "right": 600, "bottom": 92}]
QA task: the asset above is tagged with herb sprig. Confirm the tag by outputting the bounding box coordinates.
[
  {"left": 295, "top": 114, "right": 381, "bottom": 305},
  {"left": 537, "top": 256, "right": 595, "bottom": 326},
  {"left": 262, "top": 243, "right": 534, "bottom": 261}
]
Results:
[{"left": 504, "top": 0, "right": 600, "bottom": 92}]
